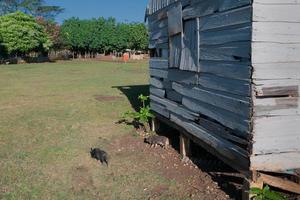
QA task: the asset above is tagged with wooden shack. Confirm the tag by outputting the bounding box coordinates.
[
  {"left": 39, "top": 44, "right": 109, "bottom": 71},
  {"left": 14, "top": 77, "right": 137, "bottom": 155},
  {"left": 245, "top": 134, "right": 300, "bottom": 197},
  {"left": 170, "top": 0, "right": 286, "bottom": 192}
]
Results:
[{"left": 146, "top": 0, "right": 300, "bottom": 195}]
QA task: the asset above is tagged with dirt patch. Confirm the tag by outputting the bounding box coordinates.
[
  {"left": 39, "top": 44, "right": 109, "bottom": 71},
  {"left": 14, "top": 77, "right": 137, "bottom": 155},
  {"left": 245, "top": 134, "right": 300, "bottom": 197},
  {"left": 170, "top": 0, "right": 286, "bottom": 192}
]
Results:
[
  {"left": 94, "top": 95, "right": 123, "bottom": 102},
  {"left": 71, "top": 165, "right": 96, "bottom": 193},
  {"left": 109, "top": 134, "right": 230, "bottom": 200}
]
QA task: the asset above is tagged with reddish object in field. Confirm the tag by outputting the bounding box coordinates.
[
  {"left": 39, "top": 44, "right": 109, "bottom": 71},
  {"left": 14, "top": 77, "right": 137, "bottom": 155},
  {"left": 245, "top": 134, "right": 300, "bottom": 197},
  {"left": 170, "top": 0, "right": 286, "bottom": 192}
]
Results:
[{"left": 123, "top": 53, "right": 129, "bottom": 62}]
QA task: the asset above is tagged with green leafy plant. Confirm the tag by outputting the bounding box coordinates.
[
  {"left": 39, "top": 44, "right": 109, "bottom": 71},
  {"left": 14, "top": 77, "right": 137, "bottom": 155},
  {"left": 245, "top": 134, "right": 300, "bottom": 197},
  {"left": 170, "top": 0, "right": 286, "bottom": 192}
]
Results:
[
  {"left": 250, "top": 185, "right": 286, "bottom": 200},
  {"left": 122, "top": 94, "right": 154, "bottom": 130}
]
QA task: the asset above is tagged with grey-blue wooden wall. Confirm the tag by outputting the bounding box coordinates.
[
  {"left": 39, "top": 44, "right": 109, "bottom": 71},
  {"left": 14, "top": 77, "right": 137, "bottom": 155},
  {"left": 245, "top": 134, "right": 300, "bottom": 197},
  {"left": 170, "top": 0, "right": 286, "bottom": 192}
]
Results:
[{"left": 148, "top": 0, "right": 252, "bottom": 173}]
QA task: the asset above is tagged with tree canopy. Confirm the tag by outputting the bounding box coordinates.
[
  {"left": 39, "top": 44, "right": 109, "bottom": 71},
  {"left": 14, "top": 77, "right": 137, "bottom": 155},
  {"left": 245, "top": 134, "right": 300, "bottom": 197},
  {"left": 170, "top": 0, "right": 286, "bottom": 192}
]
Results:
[
  {"left": 61, "top": 17, "right": 148, "bottom": 55},
  {"left": 0, "top": 0, "right": 64, "bottom": 19},
  {"left": 0, "top": 11, "right": 52, "bottom": 55}
]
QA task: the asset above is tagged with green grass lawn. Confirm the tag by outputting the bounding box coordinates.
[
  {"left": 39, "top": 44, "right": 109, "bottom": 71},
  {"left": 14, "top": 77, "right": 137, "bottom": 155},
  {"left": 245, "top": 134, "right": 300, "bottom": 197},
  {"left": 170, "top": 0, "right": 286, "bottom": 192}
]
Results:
[{"left": 0, "top": 60, "right": 202, "bottom": 200}]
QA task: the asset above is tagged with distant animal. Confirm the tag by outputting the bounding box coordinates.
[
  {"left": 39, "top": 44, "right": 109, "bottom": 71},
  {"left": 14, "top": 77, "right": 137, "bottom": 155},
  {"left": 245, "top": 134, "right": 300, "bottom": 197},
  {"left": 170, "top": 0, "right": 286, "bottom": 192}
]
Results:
[
  {"left": 90, "top": 148, "right": 109, "bottom": 166},
  {"left": 144, "top": 135, "right": 169, "bottom": 149}
]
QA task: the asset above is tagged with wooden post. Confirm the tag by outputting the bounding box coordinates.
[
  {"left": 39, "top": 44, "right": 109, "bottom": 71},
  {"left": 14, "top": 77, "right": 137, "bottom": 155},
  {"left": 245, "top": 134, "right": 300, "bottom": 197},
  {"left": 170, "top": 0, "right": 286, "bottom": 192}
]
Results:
[
  {"left": 242, "top": 171, "right": 263, "bottom": 200},
  {"left": 180, "top": 134, "right": 190, "bottom": 158},
  {"left": 151, "top": 118, "right": 160, "bottom": 132}
]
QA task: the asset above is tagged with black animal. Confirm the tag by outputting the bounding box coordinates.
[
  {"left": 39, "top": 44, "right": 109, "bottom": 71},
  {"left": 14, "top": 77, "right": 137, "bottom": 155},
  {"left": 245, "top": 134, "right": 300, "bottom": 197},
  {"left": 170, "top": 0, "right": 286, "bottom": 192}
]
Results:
[{"left": 90, "top": 148, "right": 109, "bottom": 166}]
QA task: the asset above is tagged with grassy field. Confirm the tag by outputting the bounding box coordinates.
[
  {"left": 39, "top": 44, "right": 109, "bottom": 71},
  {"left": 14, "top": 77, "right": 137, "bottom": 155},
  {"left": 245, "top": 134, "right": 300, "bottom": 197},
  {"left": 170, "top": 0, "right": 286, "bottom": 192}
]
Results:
[{"left": 0, "top": 60, "right": 226, "bottom": 200}]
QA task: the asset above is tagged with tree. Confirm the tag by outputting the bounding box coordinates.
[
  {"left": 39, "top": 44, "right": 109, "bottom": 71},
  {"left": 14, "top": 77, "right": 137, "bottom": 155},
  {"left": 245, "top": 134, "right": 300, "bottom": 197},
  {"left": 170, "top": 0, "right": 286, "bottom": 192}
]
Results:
[
  {"left": 129, "top": 23, "right": 148, "bottom": 51},
  {"left": 0, "top": 11, "right": 52, "bottom": 56},
  {"left": 0, "top": 0, "right": 64, "bottom": 19},
  {"left": 36, "top": 16, "right": 63, "bottom": 50},
  {"left": 60, "top": 17, "right": 149, "bottom": 56}
]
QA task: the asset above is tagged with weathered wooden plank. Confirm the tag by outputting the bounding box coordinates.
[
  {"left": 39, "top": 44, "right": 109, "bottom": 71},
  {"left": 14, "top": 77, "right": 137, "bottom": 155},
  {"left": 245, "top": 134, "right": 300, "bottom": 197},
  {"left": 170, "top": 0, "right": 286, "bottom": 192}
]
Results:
[
  {"left": 149, "top": 58, "right": 169, "bottom": 69},
  {"left": 253, "top": 62, "right": 300, "bottom": 80},
  {"left": 260, "top": 173, "right": 300, "bottom": 195},
  {"left": 197, "top": 117, "right": 249, "bottom": 145},
  {"left": 149, "top": 26, "right": 168, "bottom": 41},
  {"left": 180, "top": 18, "right": 199, "bottom": 72},
  {"left": 170, "top": 113, "right": 249, "bottom": 169},
  {"left": 253, "top": 3, "right": 300, "bottom": 22},
  {"left": 251, "top": 152, "right": 300, "bottom": 172},
  {"left": 253, "top": 134, "right": 300, "bottom": 155},
  {"left": 150, "top": 69, "right": 199, "bottom": 85},
  {"left": 183, "top": 0, "right": 251, "bottom": 20},
  {"left": 149, "top": 68, "right": 168, "bottom": 79},
  {"left": 167, "top": 2, "right": 183, "bottom": 36},
  {"left": 172, "top": 82, "right": 251, "bottom": 117},
  {"left": 150, "top": 87, "right": 166, "bottom": 98},
  {"left": 150, "top": 101, "right": 170, "bottom": 119},
  {"left": 252, "top": 43, "right": 300, "bottom": 64},
  {"left": 200, "top": 24, "right": 251, "bottom": 45},
  {"left": 150, "top": 77, "right": 164, "bottom": 89},
  {"left": 151, "top": 69, "right": 199, "bottom": 85},
  {"left": 169, "top": 34, "right": 182, "bottom": 68},
  {"left": 166, "top": 90, "right": 183, "bottom": 103},
  {"left": 199, "top": 60, "right": 251, "bottom": 80},
  {"left": 148, "top": 5, "right": 168, "bottom": 21},
  {"left": 198, "top": 73, "right": 251, "bottom": 96},
  {"left": 150, "top": 94, "right": 199, "bottom": 121},
  {"left": 148, "top": 18, "right": 168, "bottom": 31},
  {"left": 182, "top": 97, "right": 250, "bottom": 135},
  {"left": 149, "top": 37, "right": 168, "bottom": 49},
  {"left": 254, "top": 97, "right": 300, "bottom": 116},
  {"left": 255, "top": 81, "right": 300, "bottom": 97},
  {"left": 253, "top": 22, "right": 300, "bottom": 43},
  {"left": 199, "top": 6, "right": 252, "bottom": 31},
  {"left": 162, "top": 80, "right": 172, "bottom": 89},
  {"left": 200, "top": 42, "right": 251, "bottom": 61},
  {"left": 253, "top": 115, "right": 300, "bottom": 138}
]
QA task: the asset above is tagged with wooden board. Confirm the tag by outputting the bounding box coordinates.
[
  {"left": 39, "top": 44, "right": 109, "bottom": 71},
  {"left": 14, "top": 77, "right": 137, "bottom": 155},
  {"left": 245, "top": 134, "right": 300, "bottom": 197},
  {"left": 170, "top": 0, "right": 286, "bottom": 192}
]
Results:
[
  {"left": 254, "top": 97, "right": 300, "bottom": 116},
  {"left": 151, "top": 69, "right": 199, "bottom": 85},
  {"left": 149, "top": 58, "right": 169, "bottom": 69},
  {"left": 150, "top": 94, "right": 199, "bottom": 121},
  {"left": 251, "top": 152, "right": 300, "bottom": 172},
  {"left": 150, "top": 77, "right": 164, "bottom": 89},
  {"left": 170, "top": 113, "right": 249, "bottom": 170},
  {"left": 169, "top": 34, "right": 182, "bottom": 68},
  {"left": 150, "top": 101, "right": 170, "bottom": 119},
  {"left": 253, "top": 62, "right": 300, "bottom": 80},
  {"left": 253, "top": 22, "right": 300, "bottom": 43},
  {"left": 150, "top": 87, "right": 166, "bottom": 98},
  {"left": 253, "top": 3, "right": 300, "bottom": 22},
  {"left": 199, "top": 60, "right": 251, "bottom": 80},
  {"left": 180, "top": 18, "right": 199, "bottom": 72},
  {"left": 149, "top": 26, "right": 168, "bottom": 41},
  {"left": 199, "top": 6, "right": 252, "bottom": 31},
  {"left": 254, "top": 80, "right": 300, "bottom": 97},
  {"left": 167, "top": 2, "right": 183, "bottom": 36},
  {"left": 182, "top": 97, "right": 250, "bottom": 135},
  {"left": 252, "top": 115, "right": 300, "bottom": 155},
  {"left": 166, "top": 90, "right": 183, "bottom": 103},
  {"left": 183, "top": 0, "right": 251, "bottom": 20},
  {"left": 198, "top": 73, "right": 251, "bottom": 96},
  {"left": 197, "top": 117, "right": 249, "bottom": 145},
  {"left": 172, "top": 82, "right": 251, "bottom": 117},
  {"left": 200, "top": 42, "right": 251, "bottom": 62},
  {"left": 200, "top": 24, "right": 251, "bottom": 46},
  {"left": 252, "top": 43, "right": 300, "bottom": 64}
]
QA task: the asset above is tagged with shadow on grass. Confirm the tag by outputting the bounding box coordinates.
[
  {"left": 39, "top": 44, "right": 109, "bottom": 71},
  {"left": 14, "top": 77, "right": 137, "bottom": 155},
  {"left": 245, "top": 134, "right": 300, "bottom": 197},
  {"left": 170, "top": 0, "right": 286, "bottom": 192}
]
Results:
[{"left": 113, "top": 85, "right": 149, "bottom": 111}]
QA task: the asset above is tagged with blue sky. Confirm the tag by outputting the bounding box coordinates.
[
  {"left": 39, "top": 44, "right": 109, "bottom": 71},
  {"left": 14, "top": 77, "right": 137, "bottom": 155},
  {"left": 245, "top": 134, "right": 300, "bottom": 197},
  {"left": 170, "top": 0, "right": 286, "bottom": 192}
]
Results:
[{"left": 45, "top": 0, "right": 148, "bottom": 24}]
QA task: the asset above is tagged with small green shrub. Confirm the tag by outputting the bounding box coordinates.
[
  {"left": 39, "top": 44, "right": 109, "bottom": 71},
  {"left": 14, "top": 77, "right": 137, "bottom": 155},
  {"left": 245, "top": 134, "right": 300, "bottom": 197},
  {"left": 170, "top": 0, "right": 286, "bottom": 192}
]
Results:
[
  {"left": 122, "top": 94, "right": 154, "bottom": 129},
  {"left": 250, "top": 185, "right": 286, "bottom": 200}
]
